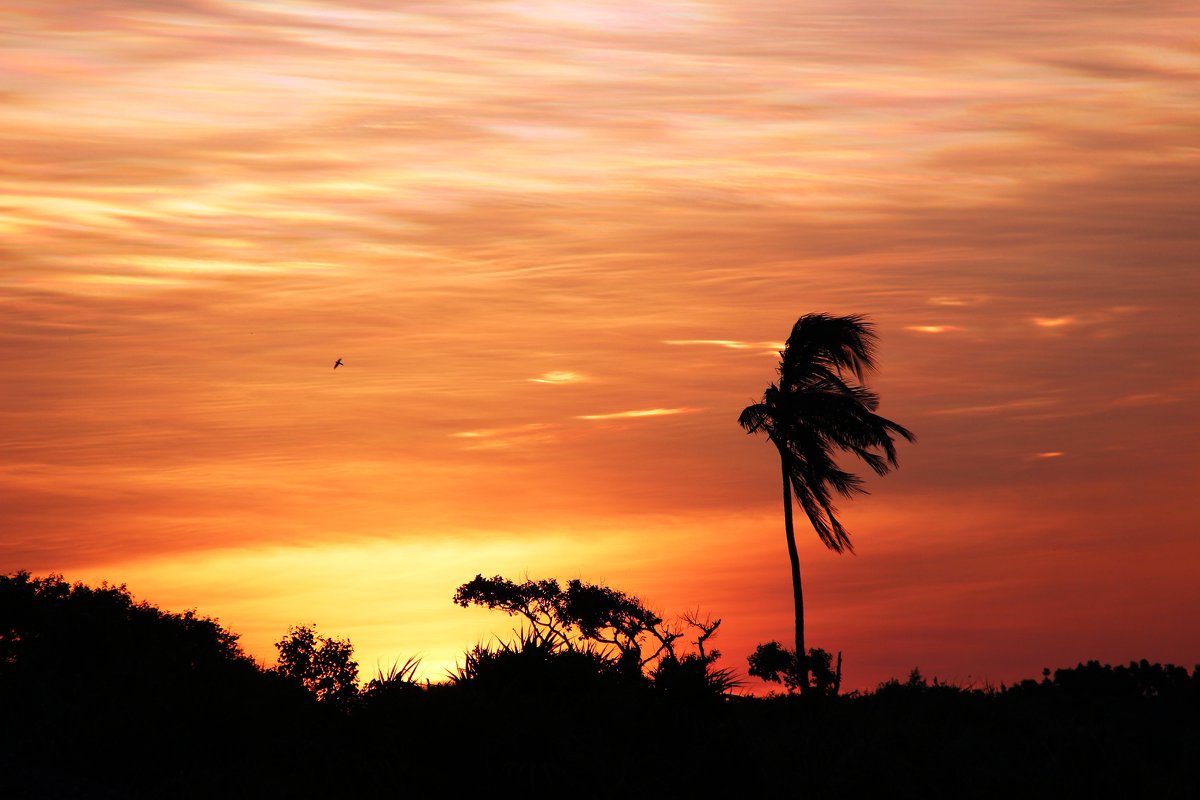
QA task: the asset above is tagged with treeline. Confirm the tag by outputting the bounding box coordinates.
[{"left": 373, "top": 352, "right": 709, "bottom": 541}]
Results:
[{"left": 2, "top": 571, "right": 1197, "bottom": 798}]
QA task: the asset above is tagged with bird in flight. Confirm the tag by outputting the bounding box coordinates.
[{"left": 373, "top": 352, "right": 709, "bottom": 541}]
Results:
[{"left": 334, "top": 358, "right": 344, "bottom": 369}]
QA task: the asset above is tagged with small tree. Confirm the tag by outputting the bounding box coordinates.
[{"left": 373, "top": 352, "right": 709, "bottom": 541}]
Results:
[
  {"left": 274, "top": 624, "right": 359, "bottom": 708},
  {"left": 453, "top": 574, "right": 679, "bottom": 674},
  {"left": 453, "top": 574, "right": 736, "bottom": 694},
  {"left": 748, "top": 641, "right": 841, "bottom": 696}
]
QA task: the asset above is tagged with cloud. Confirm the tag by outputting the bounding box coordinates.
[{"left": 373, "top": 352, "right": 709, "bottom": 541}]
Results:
[
  {"left": 928, "top": 296, "right": 986, "bottom": 307},
  {"left": 450, "top": 423, "right": 558, "bottom": 451},
  {"left": 576, "top": 408, "right": 701, "bottom": 421},
  {"left": 663, "top": 339, "right": 783, "bottom": 351},
  {"left": 530, "top": 371, "right": 584, "bottom": 384},
  {"left": 1033, "top": 316, "right": 1075, "bottom": 329},
  {"left": 904, "top": 325, "right": 962, "bottom": 334},
  {"left": 929, "top": 398, "right": 1059, "bottom": 417},
  {"left": 1109, "top": 392, "right": 1182, "bottom": 408}
]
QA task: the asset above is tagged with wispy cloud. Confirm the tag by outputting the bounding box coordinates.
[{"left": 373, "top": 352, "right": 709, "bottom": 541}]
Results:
[
  {"left": 576, "top": 408, "right": 700, "bottom": 421},
  {"left": 1110, "top": 392, "right": 1181, "bottom": 407},
  {"left": 928, "top": 296, "right": 986, "bottom": 307},
  {"left": 663, "top": 339, "right": 783, "bottom": 351},
  {"left": 905, "top": 325, "right": 962, "bottom": 334},
  {"left": 530, "top": 371, "right": 584, "bottom": 384},
  {"left": 451, "top": 423, "right": 551, "bottom": 439},
  {"left": 930, "top": 398, "right": 1059, "bottom": 417},
  {"left": 1033, "top": 316, "right": 1075, "bottom": 329},
  {"left": 1031, "top": 307, "right": 1145, "bottom": 333}
]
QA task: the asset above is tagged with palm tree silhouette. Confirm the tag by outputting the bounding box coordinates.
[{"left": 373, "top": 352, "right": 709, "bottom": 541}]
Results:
[{"left": 739, "top": 314, "right": 914, "bottom": 693}]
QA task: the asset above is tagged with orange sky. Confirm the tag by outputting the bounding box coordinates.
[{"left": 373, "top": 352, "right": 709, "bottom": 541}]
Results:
[{"left": 3, "top": 0, "right": 1198, "bottom": 690}]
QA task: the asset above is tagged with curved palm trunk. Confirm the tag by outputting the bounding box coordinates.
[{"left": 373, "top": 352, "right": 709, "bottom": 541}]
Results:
[{"left": 780, "top": 458, "right": 808, "bottom": 694}]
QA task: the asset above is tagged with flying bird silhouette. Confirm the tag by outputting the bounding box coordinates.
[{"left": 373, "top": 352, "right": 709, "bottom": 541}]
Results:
[{"left": 334, "top": 358, "right": 343, "bottom": 369}]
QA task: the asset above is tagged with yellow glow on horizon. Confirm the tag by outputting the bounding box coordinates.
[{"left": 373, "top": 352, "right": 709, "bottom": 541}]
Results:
[
  {"left": 65, "top": 535, "right": 629, "bottom": 682},
  {"left": 58, "top": 513, "right": 773, "bottom": 685}
]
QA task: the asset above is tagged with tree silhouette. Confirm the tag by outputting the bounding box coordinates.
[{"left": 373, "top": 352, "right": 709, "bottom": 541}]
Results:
[
  {"left": 453, "top": 574, "right": 738, "bottom": 695},
  {"left": 748, "top": 641, "right": 840, "bottom": 695},
  {"left": 739, "top": 314, "right": 914, "bottom": 693},
  {"left": 0, "top": 571, "right": 310, "bottom": 796},
  {"left": 274, "top": 624, "right": 359, "bottom": 709},
  {"left": 453, "top": 574, "right": 678, "bottom": 675}
]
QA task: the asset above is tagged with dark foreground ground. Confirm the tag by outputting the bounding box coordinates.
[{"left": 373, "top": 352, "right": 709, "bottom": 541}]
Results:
[
  {"left": 3, "top": 573, "right": 1196, "bottom": 798},
  {"left": 6, "top": 658, "right": 1197, "bottom": 798}
]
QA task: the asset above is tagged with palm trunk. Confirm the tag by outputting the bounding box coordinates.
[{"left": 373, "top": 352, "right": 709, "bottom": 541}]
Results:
[{"left": 781, "top": 459, "right": 808, "bottom": 694}]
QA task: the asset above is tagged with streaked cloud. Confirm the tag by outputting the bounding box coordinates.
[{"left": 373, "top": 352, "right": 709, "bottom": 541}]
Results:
[
  {"left": 576, "top": 408, "right": 701, "bottom": 421},
  {"left": 663, "top": 339, "right": 784, "bottom": 351},
  {"left": 1110, "top": 392, "right": 1181, "bottom": 407},
  {"left": 904, "top": 325, "right": 962, "bottom": 334},
  {"left": 530, "top": 371, "right": 584, "bottom": 384},
  {"left": 930, "top": 398, "right": 1059, "bottom": 417},
  {"left": 450, "top": 424, "right": 554, "bottom": 449},
  {"left": 1033, "top": 316, "right": 1076, "bottom": 329},
  {"left": 1030, "top": 306, "right": 1145, "bottom": 334},
  {"left": 928, "top": 296, "right": 986, "bottom": 307}
]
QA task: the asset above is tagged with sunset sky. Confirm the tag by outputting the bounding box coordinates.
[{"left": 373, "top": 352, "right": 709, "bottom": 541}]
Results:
[{"left": 3, "top": 0, "right": 1198, "bottom": 690}]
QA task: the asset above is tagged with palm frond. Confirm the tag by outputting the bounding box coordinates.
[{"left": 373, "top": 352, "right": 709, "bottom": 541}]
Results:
[
  {"left": 737, "top": 402, "right": 771, "bottom": 434},
  {"left": 781, "top": 313, "right": 879, "bottom": 385},
  {"left": 789, "top": 473, "right": 853, "bottom": 553},
  {"left": 742, "top": 313, "right": 913, "bottom": 554}
]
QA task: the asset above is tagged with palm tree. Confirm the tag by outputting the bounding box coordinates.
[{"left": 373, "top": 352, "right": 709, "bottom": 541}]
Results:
[{"left": 739, "top": 313, "right": 914, "bottom": 693}]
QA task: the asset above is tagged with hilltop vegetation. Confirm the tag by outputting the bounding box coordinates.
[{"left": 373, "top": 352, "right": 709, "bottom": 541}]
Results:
[{"left": 2, "top": 571, "right": 1197, "bottom": 798}]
